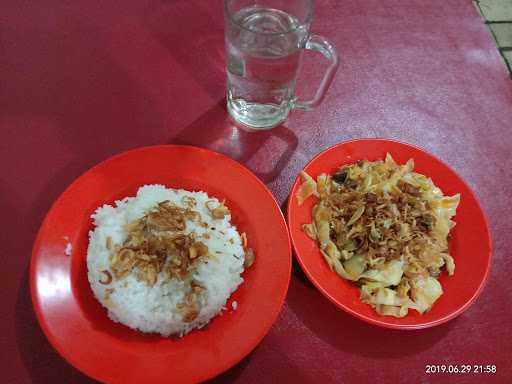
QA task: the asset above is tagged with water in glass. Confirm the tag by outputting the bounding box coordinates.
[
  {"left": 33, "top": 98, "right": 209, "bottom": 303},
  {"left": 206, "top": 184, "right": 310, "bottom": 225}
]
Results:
[{"left": 226, "top": 7, "right": 308, "bottom": 129}]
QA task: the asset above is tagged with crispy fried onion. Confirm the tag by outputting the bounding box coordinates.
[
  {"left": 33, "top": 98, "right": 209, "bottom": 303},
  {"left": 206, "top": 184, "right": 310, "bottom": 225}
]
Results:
[
  {"left": 244, "top": 248, "right": 255, "bottom": 268},
  {"left": 181, "top": 196, "right": 197, "bottom": 208},
  {"left": 239, "top": 232, "right": 255, "bottom": 268},
  {"left": 106, "top": 201, "right": 210, "bottom": 287},
  {"left": 205, "top": 199, "right": 230, "bottom": 219},
  {"left": 176, "top": 282, "right": 204, "bottom": 322},
  {"left": 99, "top": 270, "right": 113, "bottom": 285}
]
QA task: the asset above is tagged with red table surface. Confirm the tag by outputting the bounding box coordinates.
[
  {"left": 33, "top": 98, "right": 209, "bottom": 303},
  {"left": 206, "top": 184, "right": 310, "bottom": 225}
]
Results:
[{"left": 1, "top": 0, "right": 511, "bottom": 383}]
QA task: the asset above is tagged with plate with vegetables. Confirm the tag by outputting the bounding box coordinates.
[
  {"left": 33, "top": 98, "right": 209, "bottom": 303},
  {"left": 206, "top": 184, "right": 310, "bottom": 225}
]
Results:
[{"left": 287, "top": 139, "right": 492, "bottom": 329}]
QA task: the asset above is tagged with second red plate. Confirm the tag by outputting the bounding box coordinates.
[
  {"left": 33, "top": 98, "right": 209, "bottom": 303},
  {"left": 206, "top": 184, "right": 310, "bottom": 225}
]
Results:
[{"left": 287, "top": 139, "right": 492, "bottom": 330}]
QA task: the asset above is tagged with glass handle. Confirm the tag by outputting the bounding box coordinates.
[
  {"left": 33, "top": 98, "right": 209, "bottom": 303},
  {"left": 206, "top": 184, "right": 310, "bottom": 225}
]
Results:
[{"left": 294, "top": 34, "right": 339, "bottom": 111}]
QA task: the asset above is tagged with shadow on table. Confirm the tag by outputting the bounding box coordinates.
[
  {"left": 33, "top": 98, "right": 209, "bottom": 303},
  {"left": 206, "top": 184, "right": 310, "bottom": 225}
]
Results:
[
  {"left": 286, "top": 275, "right": 456, "bottom": 359},
  {"left": 280, "top": 196, "right": 317, "bottom": 288},
  {"left": 168, "top": 100, "right": 299, "bottom": 184},
  {"left": 206, "top": 351, "right": 255, "bottom": 384}
]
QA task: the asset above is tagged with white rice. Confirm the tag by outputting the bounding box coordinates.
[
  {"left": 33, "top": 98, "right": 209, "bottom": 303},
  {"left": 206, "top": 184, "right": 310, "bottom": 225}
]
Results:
[{"left": 87, "top": 185, "right": 245, "bottom": 336}]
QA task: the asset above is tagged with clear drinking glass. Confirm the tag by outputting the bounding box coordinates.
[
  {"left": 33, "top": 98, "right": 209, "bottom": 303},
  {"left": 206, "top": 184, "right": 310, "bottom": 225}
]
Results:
[{"left": 224, "top": 0, "right": 338, "bottom": 130}]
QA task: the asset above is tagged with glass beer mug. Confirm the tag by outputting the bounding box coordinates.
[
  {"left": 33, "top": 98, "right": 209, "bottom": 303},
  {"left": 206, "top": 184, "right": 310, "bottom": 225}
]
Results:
[{"left": 224, "top": 0, "right": 339, "bottom": 130}]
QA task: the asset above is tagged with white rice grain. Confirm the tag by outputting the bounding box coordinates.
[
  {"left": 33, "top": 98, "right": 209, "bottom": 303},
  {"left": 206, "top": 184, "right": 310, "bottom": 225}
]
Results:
[{"left": 87, "top": 185, "right": 245, "bottom": 336}]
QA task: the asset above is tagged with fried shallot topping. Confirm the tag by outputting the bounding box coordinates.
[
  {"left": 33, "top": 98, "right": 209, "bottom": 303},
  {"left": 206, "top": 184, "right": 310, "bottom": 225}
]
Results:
[
  {"left": 206, "top": 199, "right": 230, "bottom": 219},
  {"left": 99, "top": 270, "right": 113, "bottom": 285},
  {"left": 108, "top": 201, "right": 210, "bottom": 287},
  {"left": 176, "top": 282, "right": 204, "bottom": 323},
  {"left": 244, "top": 248, "right": 255, "bottom": 268}
]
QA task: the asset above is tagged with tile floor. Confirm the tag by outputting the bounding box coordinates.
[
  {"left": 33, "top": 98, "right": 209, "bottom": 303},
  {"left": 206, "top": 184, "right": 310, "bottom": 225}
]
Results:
[{"left": 475, "top": 0, "right": 512, "bottom": 76}]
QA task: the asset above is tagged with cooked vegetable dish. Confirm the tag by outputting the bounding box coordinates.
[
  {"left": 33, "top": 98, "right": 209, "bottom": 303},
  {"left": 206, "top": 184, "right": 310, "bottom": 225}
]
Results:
[{"left": 297, "top": 154, "right": 460, "bottom": 317}]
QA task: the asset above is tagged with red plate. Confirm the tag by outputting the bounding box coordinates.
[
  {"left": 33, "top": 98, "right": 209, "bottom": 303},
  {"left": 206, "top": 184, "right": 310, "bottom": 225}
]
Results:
[
  {"left": 30, "top": 145, "right": 291, "bottom": 383},
  {"left": 287, "top": 139, "right": 492, "bottom": 330}
]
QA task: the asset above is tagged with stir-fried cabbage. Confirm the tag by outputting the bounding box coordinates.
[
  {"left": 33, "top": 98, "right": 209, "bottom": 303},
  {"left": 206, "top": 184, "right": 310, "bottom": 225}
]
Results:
[
  {"left": 409, "top": 275, "right": 443, "bottom": 313},
  {"left": 297, "top": 154, "right": 459, "bottom": 318},
  {"left": 360, "top": 259, "right": 404, "bottom": 286}
]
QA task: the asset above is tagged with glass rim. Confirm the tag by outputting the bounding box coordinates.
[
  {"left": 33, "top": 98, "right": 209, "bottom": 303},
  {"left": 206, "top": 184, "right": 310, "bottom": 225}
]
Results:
[{"left": 224, "top": 0, "right": 313, "bottom": 36}]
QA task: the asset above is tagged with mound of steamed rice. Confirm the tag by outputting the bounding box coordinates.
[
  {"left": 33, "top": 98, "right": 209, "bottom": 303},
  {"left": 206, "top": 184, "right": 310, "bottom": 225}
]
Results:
[{"left": 87, "top": 185, "right": 246, "bottom": 336}]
